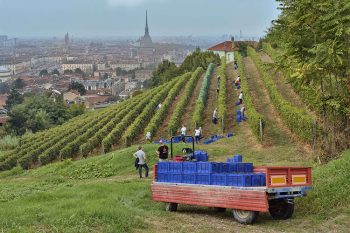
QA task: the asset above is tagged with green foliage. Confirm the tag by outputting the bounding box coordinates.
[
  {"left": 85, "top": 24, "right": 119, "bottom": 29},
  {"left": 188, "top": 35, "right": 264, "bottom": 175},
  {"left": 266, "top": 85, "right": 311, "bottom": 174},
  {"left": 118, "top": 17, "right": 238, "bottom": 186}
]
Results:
[
  {"left": 235, "top": 52, "right": 264, "bottom": 139},
  {"left": 248, "top": 47, "right": 317, "bottom": 143},
  {"left": 180, "top": 48, "right": 221, "bottom": 73},
  {"left": 6, "top": 93, "right": 70, "bottom": 135},
  {"left": 68, "top": 81, "right": 86, "bottom": 95},
  {"left": 167, "top": 67, "right": 204, "bottom": 135},
  {"left": 150, "top": 60, "right": 181, "bottom": 86},
  {"left": 0, "top": 135, "right": 18, "bottom": 151},
  {"left": 5, "top": 88, "right": 24, "bottom": 110},
  {"left": 218, "top": 57, "right": 227, "bottom": 126},
  {"left": 298, "top": 150, "right": 350, "bottom": 219},
  {"left": 12, "top": 78, "right": 26, "bottom": 89},
  {"left": 39, "top": 69, "right": 49, "bottom": 77},
  {"left": 192, "top": 63, "right": 215, "bottom": 127}
]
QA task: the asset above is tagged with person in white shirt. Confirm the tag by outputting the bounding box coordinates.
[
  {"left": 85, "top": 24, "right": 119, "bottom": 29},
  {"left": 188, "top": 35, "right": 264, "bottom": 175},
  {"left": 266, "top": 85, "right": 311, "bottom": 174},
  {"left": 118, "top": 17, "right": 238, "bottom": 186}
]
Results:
[
  {"left": 145, "top": 131, "right": 151, "bottom": 142},
  {"left": 239, "top": 91, "right": 243, "bottom": 104},
  {"left": 181, "top": 125, "right": 187, "bottom": 142},
  {"left": 212, "top": 108, "right": 218, "bottom": 124},
  {"left": 195, "top": 128, "right": 201, "bottom": 144},
  {"left": 133, "top": 146, "right": 149, "bottom": 178}
]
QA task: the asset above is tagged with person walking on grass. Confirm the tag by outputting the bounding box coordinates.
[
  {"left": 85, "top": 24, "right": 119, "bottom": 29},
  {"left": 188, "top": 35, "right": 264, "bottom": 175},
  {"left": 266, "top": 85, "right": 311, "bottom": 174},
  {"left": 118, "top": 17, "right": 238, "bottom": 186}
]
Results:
[
  {"left": 181, "top": 125, "right": 187, "bottom": 142},
  {"left": 156, "top": 140, "right": 169, "bottom": 162},
  {"left": 145, "top": 131, "right": 151, "bottom": 142},
  {"left": 239, "top": 91, "right": 243, "bottom": 104},
  {"left": 240, "top": 105, "right": 246, "bottom": 120},
  {"left": 133, "top": 146, "right": 149, "bottom": 178},
  {"left": 212, "top": 108, "right": 218, "bottom": 124},
  {"left": 195, "top": 127, "right": 201, "bottom": 144}
]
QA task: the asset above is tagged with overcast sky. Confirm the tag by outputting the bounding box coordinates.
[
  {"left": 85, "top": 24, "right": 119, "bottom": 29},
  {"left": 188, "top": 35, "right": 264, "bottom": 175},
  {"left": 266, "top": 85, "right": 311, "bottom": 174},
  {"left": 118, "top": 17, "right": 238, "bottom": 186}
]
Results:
[{"left": 0, "top": 0, "right": 280, "bottom": 38}]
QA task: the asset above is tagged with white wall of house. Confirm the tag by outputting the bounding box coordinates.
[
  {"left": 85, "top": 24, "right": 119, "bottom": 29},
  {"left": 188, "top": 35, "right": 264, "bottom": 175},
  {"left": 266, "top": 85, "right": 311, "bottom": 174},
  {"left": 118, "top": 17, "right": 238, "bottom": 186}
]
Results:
[{"left": 211, "top": 51, "right": 235, "bottom": 63}]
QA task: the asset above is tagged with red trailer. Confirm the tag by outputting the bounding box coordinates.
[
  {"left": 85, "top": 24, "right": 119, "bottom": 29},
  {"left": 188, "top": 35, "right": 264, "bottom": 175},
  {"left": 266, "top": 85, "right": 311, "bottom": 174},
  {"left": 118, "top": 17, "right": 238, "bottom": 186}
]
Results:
[{"left": 151, "top": 165, "right": 312, "bottom": 224}]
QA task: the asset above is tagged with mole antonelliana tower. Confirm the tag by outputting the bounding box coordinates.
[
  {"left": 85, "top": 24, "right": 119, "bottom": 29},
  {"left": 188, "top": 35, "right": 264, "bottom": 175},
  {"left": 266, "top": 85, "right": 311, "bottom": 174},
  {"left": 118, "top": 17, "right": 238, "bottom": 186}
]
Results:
[{"left": 140, "top": 10, "right": 153, "bottom": 47}]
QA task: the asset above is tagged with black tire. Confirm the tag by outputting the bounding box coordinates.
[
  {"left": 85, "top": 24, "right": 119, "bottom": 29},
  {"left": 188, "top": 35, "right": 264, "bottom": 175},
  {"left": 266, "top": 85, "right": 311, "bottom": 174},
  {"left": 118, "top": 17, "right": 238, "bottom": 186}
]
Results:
[
  {"left": 232, "top": 209, "right": 259, "bottom": 224},
  {"left": 215, "top": 207, "right": 226, "bottom": 212},
  {"left": 165, "top": 203, "right": 178, "bottom": 212},
  {"left": 269, "top": 199, "right": 294, "bottom": 220}
]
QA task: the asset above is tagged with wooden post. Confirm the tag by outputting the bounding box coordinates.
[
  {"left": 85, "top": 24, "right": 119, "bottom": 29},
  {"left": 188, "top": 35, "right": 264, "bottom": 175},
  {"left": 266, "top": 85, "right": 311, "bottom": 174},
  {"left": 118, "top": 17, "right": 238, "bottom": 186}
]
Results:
[{"left": 259, "top": 119, "right": 263, "bottom": 142}]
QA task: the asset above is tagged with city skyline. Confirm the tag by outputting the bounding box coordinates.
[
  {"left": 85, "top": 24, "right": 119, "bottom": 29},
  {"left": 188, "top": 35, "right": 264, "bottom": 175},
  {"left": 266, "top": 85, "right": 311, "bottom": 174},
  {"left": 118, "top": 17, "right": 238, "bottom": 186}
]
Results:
[{"left": 0, "top": 0, "right": 279, "bottom": 38}]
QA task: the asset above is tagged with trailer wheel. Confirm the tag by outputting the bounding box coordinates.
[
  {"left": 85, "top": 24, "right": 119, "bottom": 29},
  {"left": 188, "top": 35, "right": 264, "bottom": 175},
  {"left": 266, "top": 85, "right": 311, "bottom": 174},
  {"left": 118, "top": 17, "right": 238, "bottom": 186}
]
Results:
[
  {"left": 232, "top": 209, "right": 259, "bottom": 224},
  {"left": 165, "top": 203, "right": 178, "bottom": 212},
  {"left": 269, "top": 199, "right": 294, "bottom": 220}
]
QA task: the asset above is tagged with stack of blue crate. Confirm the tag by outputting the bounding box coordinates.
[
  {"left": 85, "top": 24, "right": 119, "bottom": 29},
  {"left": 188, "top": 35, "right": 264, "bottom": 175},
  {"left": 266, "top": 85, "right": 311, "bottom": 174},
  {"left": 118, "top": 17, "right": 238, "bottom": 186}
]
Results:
[
  {"left": 193, "top": 150, "right": 208, "bottom": 161},
  {"left": 156, "top": 155, "right": 266, "bottom": 187}
]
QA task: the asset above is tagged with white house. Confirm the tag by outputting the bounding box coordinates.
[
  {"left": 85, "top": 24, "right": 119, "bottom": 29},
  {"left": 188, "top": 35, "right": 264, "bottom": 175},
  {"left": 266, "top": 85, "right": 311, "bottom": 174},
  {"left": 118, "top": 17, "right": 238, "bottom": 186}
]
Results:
[{"left": 208, "top": 40, "right": 235, "bottom": 63}]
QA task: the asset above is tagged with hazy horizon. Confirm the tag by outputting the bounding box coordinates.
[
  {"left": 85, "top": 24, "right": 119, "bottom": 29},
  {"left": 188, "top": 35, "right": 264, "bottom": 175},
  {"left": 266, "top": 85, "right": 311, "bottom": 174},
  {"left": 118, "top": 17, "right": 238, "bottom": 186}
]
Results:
[{"left": 0, "top": 0, "right": 280, "bottom": 39}]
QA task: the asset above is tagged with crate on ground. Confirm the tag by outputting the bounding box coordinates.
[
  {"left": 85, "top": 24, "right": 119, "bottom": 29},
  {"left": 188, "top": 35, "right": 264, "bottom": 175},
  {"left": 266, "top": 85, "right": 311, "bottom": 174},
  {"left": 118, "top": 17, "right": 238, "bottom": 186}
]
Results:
[
  {"left": 157, "top": 173, "right": 168, "bottom": 182},
  {"left": 182, "top": 174, "right": 196, "bottom": 184},
  {"left": 168, "top": 173, "right": 182, "bottom": 183},
  {"left": 211, "top": 174, "right": 227, "bottom": 186},
  {"left": 197, "top": 162, "right": 212, "bottom": 173},
  {"left": 227, "top": 132, "right": 234, "bottom": 138},
  {"left": 168, "top": 162, "right": 183, "bottom": 173},
  {"left": 196, "top": 174, "right": 211, "bottom": 185},
  {"left": 183, "top": 162, "right": 197, "bottom": 174},
  {"left": 157, "top": 162, "right": 169, "bottom": 173},
  {"left": 185, "top": 137, "right": 194, "bottom": 143}
]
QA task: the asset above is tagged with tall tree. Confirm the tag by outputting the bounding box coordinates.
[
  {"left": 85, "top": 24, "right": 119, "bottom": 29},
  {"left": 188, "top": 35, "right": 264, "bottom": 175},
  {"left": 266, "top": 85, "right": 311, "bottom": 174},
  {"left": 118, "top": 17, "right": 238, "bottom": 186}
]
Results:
[{"left": 5, "top": 88, "right": 24, "bottom": 110}]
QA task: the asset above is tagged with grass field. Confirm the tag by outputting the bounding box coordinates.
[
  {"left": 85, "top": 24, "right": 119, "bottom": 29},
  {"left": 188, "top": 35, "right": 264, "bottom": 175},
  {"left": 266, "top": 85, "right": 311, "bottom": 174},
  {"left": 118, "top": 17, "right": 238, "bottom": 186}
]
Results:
[{"left": 1, "top": 129, "right": 349, "bottom": 232}]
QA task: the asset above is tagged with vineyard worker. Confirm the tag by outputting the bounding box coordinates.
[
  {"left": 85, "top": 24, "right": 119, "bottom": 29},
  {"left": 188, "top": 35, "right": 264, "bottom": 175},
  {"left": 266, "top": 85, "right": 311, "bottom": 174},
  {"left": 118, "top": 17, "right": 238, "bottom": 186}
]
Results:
[
  {"left": 212, "top": 108, "right": 218, "bottom": 124},
  {"left": 234, "top": 76, "right": 241, "bottom": 88},
  {"left": 133, "top": 146, "right": 149, "bottom": 178},
  {"left": 234, "top": 61, "right": 238, "bottom": 70},
  {"left": 195, "top": 128, "right": 201, "bottom": 144},
  {"left": 217, "top": 75, "right": 221, "bottom": 88},
  {"left": 240, "top": 105, "right": 246, "bottom": 120},
  {"left": 181, "top": 125, "right": 187, "bottom": 142},
  {"left": 156, "top": 140, "right": 169, "bottom": 162},
  {"left": 145, "top": 131, "right": 151, "bottom": 142},
  {"left": 239, "top": 91, "right": 243, "bottom": 104}
]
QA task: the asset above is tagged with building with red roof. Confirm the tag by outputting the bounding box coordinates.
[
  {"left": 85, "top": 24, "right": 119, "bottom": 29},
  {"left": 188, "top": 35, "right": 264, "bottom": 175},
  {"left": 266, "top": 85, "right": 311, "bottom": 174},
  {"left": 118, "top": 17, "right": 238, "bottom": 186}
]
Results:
[{"left": 208, "top": 40, "right": 235, "bottom": 62}]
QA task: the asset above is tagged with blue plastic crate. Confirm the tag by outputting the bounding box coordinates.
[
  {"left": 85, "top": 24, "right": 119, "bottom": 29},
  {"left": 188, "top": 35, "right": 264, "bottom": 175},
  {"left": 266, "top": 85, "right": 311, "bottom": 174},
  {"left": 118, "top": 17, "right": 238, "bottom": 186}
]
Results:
[
  {"left": 226, "top": 174, "right": 239, "bottom": 186},
  {"left": 227, "top": 132, "right": 234, "bottom": 138},
  {"left": 238, "top": 174, "right": 252, "bottom": 187},
  {"left": 233, "top": 155, "right": 243, "bottom": 163},
  {"left": 157, "top": 173, "right": 168, "bottom": 182},
  {"left": 185, "top": 137, "right": 193, "bottom": 143},
  {"left": 227, "top": 163, "right": 238, "bottom": 173},
  {"left": 212, "top": 163, "right": 229, "bottom": 173},
  {"left": 236, "top": 110, "right": 242, "bottom": 116},
  {"left": 157, "top": 162, "right": 169, "bottom": 173},
  {"left": 244, "top": 163, "right": 253, "bottom": 173},
  {"left": 237, "top": 163, "right": 245, "bottom": 172},
  {"left": 252, "top": 174, "right": 263, "bottom": 186},
  {"left": 211, "top": 174, "right": 227, "bottom": 186},
  {"left": 183, "top": 162, "right": 197, "bottom": 174},
  {"left": 196, "top": 174, "right": 211, "bottom": 185},
  {"left": 168, "top": 162, "right": 183, "bottom": 173},
  {"left": 168, "top": 173, "right": 182, "bottom": 183},
  {"left": 195, "top": 153, "right": 208, "bottom": 162},
  {"left": 196, "top": 162, "right": 212, "bottom": 173},
  {"left": 182, "top": 174, "right": 196, "bottom": 184},
  {"left": 227, "top": 174, "right": 252, "bottom": 187}
]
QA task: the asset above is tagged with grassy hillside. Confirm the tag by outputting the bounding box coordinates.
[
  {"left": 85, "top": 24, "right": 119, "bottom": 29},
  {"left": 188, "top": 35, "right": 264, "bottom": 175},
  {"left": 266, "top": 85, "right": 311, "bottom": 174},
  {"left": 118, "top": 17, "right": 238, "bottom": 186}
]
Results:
[{"left": 0, "top": 139, "right": 349, "bottom": 232}]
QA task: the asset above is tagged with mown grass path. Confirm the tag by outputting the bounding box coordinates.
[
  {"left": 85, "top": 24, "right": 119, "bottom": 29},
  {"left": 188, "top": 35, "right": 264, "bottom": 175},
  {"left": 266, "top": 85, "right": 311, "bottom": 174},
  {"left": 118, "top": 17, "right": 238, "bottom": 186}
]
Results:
[
  {"left": 201, "top": 67, "right": 221, "bottom": 138},
  {"left": 225, "top": 62, "right": 239, "bottom": 134}
]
